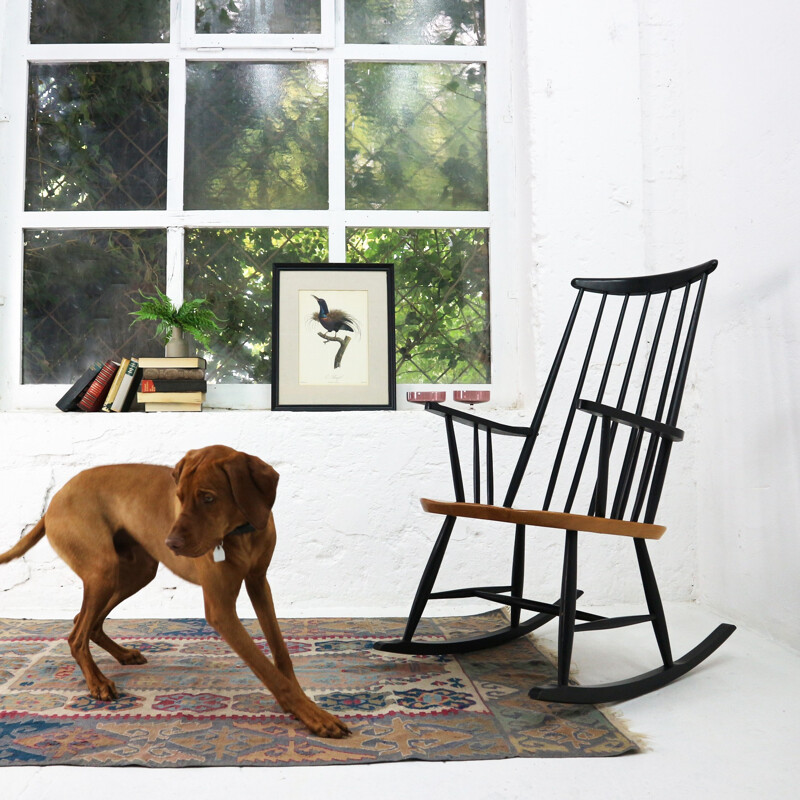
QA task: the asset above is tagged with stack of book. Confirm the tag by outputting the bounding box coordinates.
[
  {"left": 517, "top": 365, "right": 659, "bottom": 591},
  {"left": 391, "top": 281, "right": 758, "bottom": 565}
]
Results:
[
  {"left": 56, "top": 356, "right": 207, "bottom": 413},
  {"left": 136, "top": 357, "right": 207, "bottom": 412}
]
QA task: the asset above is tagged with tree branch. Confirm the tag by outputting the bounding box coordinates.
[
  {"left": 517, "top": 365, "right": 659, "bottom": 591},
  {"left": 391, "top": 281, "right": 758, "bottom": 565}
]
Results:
[{"left": 317, "top": 331, "right": 352, "bottom": 369}]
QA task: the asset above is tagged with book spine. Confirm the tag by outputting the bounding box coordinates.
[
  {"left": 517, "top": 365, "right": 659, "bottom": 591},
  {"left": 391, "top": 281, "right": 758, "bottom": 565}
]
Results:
[
  {"left": 102, "top": 358, "right": 130, "bottom": 411},
  {"left": 137, "top": 357, "right": 207, "bottom": 369},
  {"left": 120, "top": 368, "right": 144, "bottom": 412},
  {"left": 139, "top": 379, "right": 207, "bottom": 393},
  {"left": 77, "top": 361, "right": 119, "bottom": 412},
  {"left": 111, "top": 358, "right": 140, "bottom": 412},
  {"left": 136, "top": 391, "right": 205, "bottom": 404},
  {"left": 141, "top": 368, "right": 205, "bottom": 380}
]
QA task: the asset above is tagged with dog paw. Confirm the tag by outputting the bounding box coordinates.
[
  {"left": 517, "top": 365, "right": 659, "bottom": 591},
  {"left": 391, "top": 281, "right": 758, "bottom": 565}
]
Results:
[
  {"left": 302, "top": 707, "right": 351, "bottom": 739},
  {"left": 89, "top": 679, "right": 119, "bottom": 702},
  {"left": 117, "top": 648, "right": 147, "bottom": 665}
]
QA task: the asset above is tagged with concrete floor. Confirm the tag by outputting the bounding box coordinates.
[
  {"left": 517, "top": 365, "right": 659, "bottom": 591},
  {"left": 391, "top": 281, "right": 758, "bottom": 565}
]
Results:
[{"left": 2, "top": 602, "right": 798, "bottom": 800}]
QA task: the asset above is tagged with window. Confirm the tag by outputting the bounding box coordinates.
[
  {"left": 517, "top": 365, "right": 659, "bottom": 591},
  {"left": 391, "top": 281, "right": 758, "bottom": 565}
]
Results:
[{"left": 4, "top": 0, "right": 516, "bottom": 409}]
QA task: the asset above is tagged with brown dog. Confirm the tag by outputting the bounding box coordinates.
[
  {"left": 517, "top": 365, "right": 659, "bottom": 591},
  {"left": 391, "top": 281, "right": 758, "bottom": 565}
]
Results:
[{"left": 0, "top": 445, "right": 348, "bottom": 738}]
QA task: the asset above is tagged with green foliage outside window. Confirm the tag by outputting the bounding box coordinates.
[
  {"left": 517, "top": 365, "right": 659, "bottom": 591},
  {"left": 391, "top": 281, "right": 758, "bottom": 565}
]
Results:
[
  {"left": 195, "top": 0, "right": 320, "bottom": 35},
  {"left": 184, "top": 228, "right": 329, "bottom": 383},
  {"left": 22, "top": 225, "right": 489, "bottom": 385},
  {"left": 184, "top": 61, "right": 328, "bottom": 210},
  {"left": 347, "top": 228, "right": 490, "bottom": 383},
  {"left": 346, "top": 0, "right": 485, "bottom": 45},
  {"left": 26, "top": 62, "right": 169, "bottom": 211},
  {"left": 23, "top": 229, "right": 167, "bottom": 384},
  {"left": 346, "top": 62, "right": 488, "bottom": 211},
  {"left": 30, "top": 0, "right": 170, "bottom": 44}
]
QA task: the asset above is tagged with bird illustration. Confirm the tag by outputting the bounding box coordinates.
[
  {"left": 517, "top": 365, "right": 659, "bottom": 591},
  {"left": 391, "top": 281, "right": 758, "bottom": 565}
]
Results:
[{"left": 312, "top": 295, "right": 356, "bottom": 334}]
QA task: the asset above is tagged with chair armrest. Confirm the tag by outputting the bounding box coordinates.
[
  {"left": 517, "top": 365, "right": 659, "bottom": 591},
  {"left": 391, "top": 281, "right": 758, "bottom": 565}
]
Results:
[
  {"left": 577, "top": 400, "right": 684, "bottom": 442},
  {"left": 425, "top": 402, "right": 531, "bottom": 437}
]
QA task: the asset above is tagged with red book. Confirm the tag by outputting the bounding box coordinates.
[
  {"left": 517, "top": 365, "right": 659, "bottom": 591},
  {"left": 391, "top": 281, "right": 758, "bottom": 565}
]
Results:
[{"left": 77, "top": 360, "right": 120, "bottom": 412}]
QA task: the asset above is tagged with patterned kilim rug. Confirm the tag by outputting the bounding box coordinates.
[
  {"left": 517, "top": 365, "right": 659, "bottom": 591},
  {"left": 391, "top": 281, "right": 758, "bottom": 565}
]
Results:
[{"left": 0, "top": 610, "right": 637, "bottom": 766}]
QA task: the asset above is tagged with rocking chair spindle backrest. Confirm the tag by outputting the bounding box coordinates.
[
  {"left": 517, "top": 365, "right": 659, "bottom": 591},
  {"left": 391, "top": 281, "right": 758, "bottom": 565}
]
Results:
[{"left": 503, "top": 261, "right": 717, "bottom": 526}]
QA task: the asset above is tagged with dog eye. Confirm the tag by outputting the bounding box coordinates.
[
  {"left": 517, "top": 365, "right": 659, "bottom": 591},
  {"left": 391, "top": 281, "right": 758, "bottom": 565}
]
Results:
[{"left": 202, "top": 494, "right": 215, "bottom": 504}]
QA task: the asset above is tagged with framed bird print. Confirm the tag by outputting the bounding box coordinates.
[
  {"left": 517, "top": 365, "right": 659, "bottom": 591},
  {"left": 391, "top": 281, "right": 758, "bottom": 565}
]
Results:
[{"left": 271, "top": 263, "right": 396, "bottom": 410}]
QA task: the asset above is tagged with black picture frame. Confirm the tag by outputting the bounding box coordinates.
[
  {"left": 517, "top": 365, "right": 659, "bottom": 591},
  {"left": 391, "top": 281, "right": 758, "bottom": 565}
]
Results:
[{"left": 271, "top": 263, "right": 396, "bottom": 411}]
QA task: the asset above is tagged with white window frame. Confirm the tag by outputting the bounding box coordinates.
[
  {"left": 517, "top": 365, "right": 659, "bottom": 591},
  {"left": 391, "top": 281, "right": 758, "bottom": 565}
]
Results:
[{"left": 0, "top": 0, "right": 519, "bottom": 411}]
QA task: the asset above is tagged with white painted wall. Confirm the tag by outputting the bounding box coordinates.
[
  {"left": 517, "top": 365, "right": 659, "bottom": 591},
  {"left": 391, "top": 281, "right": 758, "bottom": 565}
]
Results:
[
  {"left": 1, "top": 0, "right": 798, "bottom": 652},
  {"left": 525, "top": 0, "right": 800, "bottom": 650},
  {"left": 678, "top": 0, "right": 800, "bottom": 649}
]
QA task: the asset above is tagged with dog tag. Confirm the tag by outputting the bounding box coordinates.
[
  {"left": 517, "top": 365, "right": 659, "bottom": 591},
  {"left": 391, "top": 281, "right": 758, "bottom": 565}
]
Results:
[{"left": 213, "top": 543, "right": 225, "bottom": 562}]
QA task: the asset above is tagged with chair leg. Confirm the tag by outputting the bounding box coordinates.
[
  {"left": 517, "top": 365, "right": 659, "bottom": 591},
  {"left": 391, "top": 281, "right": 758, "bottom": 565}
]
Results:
[
  {"left": 510, "top": 524, "right": 525, "bottom": 627},
  {"left": 557, "top": 530, "right": 579, "bottom": 686},
  {"left": 399, "top": 515, "right": 457, "bottom": 643},
  {"left": 634, "top": 537, "right": 674, "bottom": 667}
]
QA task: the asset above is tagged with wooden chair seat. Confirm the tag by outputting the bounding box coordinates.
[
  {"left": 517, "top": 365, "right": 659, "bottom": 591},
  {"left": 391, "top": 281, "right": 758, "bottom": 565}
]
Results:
[{"left": 420, "top": 498, "right": 666, "bottom": 540}]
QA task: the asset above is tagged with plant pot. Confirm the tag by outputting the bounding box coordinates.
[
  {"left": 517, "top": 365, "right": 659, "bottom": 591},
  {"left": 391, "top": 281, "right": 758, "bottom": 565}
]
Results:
[{"left": 165, "top": 326, "right": 190, "bottom": 358}]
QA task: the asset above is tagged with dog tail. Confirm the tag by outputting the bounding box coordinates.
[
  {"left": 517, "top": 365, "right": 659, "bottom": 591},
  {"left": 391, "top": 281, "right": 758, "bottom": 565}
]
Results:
[{"left": 0, "top": 518, "right": 46, "bottom": 565}]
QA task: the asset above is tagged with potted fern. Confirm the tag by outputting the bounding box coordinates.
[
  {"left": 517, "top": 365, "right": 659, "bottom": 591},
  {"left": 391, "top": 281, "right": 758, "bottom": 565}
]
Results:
[{"left": 130, "top": 287, "right": 224, "bottom": 357}]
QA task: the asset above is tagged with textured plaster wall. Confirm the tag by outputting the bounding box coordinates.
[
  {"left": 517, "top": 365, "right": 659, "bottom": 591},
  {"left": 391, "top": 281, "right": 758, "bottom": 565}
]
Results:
[{"left": 1, "top": 1, "right": 798, "bottom": 651}]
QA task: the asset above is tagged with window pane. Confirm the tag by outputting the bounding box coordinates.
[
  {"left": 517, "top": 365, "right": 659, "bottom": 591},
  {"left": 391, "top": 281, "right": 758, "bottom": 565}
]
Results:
[
  {"left": 23, "top": 229, "right": 167, "bottom": 384},
  {"left": 185, "top": 62, "right": 328, "bottom": 210},
  {"left": 184, "top": 228, "right": 328, "bottom": 383},
  {"left": 346, "top": 0, "right": 485, "bottom": 45},
  {"left": 26, "top": 63, "right": 169, "bottom": 212},
  {"left": 346, "top": 62, "right": 487, "bottom": 210},
  {"left": 30, "top": 0, "right": 170, "bottom": 43},
  {"left": 347, "top": 228, "right": 489, "bottom": 383},
  {"left": 196, "top": 0, "right": 321, "bottom": 34}
]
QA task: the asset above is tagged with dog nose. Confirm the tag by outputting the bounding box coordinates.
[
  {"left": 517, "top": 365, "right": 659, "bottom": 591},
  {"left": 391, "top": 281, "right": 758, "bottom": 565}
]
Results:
[{"left": 165, "top": 535, "right": 185, "bottom": 554}]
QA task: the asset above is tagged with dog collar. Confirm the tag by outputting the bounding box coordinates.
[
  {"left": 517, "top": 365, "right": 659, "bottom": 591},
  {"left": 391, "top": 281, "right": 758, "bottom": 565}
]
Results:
[
  {"left": 213, "top": 523, "right": 256, "bottom": 563},
  {"left": 227, "top": 522, "right": 256, "bottom": 537}
]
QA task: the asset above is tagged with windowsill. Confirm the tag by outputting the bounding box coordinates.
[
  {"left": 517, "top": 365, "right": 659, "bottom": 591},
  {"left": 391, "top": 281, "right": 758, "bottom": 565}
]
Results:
[{"left": 3, "top": 384, "right": 512, "bottom": 413}]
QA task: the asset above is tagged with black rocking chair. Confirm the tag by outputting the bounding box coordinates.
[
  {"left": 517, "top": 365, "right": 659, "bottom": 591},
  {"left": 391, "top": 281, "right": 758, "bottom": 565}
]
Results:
[{"left": 376, "top": 260, "right": 735, "bottom": 703}]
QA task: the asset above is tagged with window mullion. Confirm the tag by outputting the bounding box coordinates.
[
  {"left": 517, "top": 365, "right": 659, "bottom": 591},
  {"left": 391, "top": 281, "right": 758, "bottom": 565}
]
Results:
[
  {"left": 165, "top": 71, "right": 185, "bottom": 302},
  {"left": 328, "top": 51, "right": 346, "bottom": 261},
  {"left": 167, "top": 55, "right": 186, "bottom": 213},
  {"left": 166, "top": 226, "right": 185, "bottom": 305},
  {"left": 167, "top": 1, "right": 185, "bottom": 305}
]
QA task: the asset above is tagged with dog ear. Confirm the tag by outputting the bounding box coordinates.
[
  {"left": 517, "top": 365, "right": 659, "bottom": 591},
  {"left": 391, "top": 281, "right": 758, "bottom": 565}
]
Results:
[
  {"left": 172, "top": 448, "right": 202, "bottom": 485},
  {"left": 222, "top": 453, "right": 279, "bottom": 530},
  {"left": 172, "top": 455, "right": 187, "bottom": 485}
]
